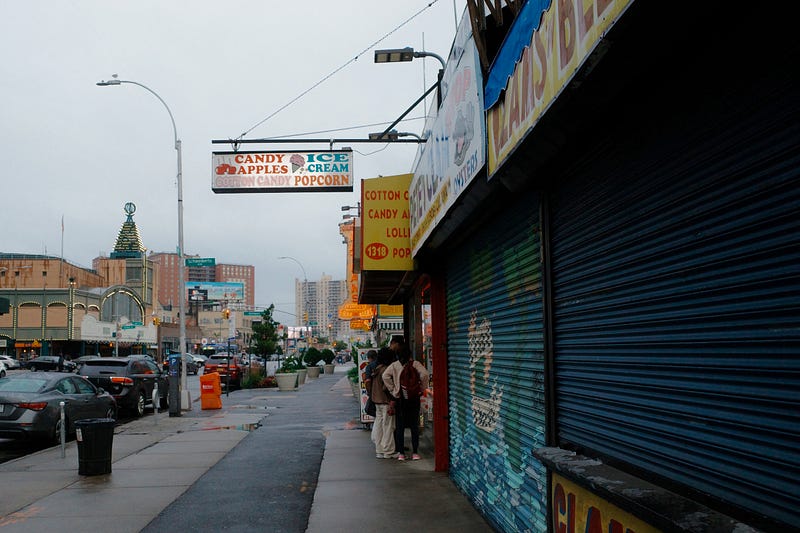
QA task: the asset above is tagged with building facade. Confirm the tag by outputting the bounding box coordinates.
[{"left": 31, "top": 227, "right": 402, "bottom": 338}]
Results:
[{"left": 357, "top": 3, "right": 799, "bottom": 532}]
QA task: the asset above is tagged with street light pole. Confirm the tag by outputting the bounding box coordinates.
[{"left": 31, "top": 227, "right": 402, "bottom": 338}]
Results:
[
  {"left": 278, "top": 256, "right": 309, "bottom": 343},
  {"left": 97, "top": 75, "right": 188, "bottom": 415}
]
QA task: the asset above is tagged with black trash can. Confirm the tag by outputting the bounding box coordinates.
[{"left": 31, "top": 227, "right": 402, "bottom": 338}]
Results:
[{"left": 75, "top": 418, "right": 115, "bottom": 475}]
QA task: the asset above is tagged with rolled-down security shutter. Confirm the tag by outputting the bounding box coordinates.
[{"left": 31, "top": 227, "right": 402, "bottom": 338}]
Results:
[
  {"left": 550, "top": 85, "right": 800, "bottom": 525},
  {"left": 445, "top": 189, "right": 547, "bottom": 532}
]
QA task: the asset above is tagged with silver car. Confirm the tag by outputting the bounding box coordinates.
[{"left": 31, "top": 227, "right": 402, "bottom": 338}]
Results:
[
  {"left": 0, "top": 355, "right": 20, "bottom": 370},
  {"left": 0, "top": 372, "right": 117, "bottom": 443}
]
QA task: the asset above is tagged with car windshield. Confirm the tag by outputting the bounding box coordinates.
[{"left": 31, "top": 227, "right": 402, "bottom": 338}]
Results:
[{"left": 0, "top": 377, "right": 48, "bottom": 392}]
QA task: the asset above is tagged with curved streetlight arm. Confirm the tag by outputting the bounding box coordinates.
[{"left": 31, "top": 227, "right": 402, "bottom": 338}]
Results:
[
  {"left": 97, "top": 78, "right": 178, "bottom": 149},
  {"left": 278, "top": 256, "right": 309, "bottom": 337},
  {"left": 414, "top": 50, "right": 446, "bottom": 71},
  {"left": 277, "top": 256, "right": 307, "bottom": 282}
]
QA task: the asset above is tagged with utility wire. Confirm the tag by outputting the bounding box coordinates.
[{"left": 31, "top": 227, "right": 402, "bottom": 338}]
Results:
[
  {"left": 258, "top": 116, "right": 426, "bottom": 140},
  {"left": 235, "top": 0, "right": 440, "bottom": 141}
]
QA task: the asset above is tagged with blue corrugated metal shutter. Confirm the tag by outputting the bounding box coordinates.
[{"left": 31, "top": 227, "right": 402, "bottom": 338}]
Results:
[
  {"left": 446, "top": 190, "right": 547, "bottom": 533},
  {"left": 550, "top": 90, "right": 800, "bottom": 525}
]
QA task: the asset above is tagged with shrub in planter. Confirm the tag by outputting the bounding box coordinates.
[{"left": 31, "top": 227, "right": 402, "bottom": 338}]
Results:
[
  {"left": 303, "top": 347, "right": 323, "bottom": 368},
  {"left": 321, "top": 348, "right": 336, "bottom": 365},
  {"left": 277, "top": 356, "right": 301, "bottom": 373}
]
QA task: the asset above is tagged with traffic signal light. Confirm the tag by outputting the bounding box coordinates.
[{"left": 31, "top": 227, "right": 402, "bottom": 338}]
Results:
[
  {"left": 222, "top": 308, "right": 230, "bottom": 319},
  {"left": 303, "top": 312, "right": 308, "bottom": 322},
  {"left": 152, "top": 316, "right": 160, "bottom": 326}
]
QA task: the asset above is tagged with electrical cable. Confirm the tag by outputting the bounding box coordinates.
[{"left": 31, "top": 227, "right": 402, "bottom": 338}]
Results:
[
  {"left": 257, "top": 117, "right": 426, "bottom": 140},
  {"left": 234, "top": 0, "right": 440, "bottom": 141}
]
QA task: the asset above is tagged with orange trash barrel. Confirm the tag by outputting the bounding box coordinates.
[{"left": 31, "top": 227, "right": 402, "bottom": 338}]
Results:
[{"left": 200, "top": 372, "right": 222, "bottom": 410}]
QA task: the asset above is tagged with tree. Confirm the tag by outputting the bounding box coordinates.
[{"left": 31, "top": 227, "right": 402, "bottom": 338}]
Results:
[
  {"left": 251, "top": 304, "right": 282, "bottom": 357},
  {"left": 333, "top": 340, "right": 347, "bottom": 352}
]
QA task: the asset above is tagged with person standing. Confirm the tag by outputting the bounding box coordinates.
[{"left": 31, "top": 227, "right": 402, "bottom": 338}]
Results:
[
  {"left": 383, "top": 342, "right": 429, "bottom": 461},
  {"left": 361, "top": 349, "right": 378, "bottom": 394},
  {"left": 370, "top": 348, "right": 396, "bottom": 458}
]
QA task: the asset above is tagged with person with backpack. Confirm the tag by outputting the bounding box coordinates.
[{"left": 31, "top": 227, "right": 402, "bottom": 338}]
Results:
[
  {"left": 370, "top": 348, "right": 397, "bottom": 458},
  {"left": 382, "top": 341, "right": 429, "bottom": 461}
]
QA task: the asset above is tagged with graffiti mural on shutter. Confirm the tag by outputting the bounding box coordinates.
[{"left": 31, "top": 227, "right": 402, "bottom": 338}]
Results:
[{"left": 446, "top": 191, "right": 547, "bottom": 532}]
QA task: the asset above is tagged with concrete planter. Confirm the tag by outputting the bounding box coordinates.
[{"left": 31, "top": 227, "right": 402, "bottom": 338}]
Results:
[
  {"left": 323, "top": 364, "right": 335, "bottom": 375},
  {"left": 275, "top": 372, "right": 298, "bottom": 391},
  {"left": 306, "top": 366, "right": 321, "bottom": 379},
  {"left": 297, "top": 368, "right": 307, "bottom": 385}
]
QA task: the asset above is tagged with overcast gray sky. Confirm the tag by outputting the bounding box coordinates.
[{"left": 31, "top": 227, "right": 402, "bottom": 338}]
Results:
[{"left": 0, "top": 0, "right": 464, "bottom": 325}]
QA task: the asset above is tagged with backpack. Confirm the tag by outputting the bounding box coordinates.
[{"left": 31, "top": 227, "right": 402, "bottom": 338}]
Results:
[{"left": 399, "top": 360, "right": 422, "bottom": 399}]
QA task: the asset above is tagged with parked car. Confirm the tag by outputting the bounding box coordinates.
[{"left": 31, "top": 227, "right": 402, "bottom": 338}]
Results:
[
  {"left": 0, "top": 372, "right": 116, "bottom": 443},
  {"left": 189, "top": 353, "right": 208, "bottom": 367},
  {"left": 160, "top": 354, "right": 199, "bottom": 375},
  {"left": 73, "top": 354, "right": 102, "bottom": 365},
  {"left": 0, "top": 355, "right": 20, "bottom": 370},
  {"left": 78, "top": 356, "right": 168, "bottom": 417},
  {"left": 22, "top": 355, "right": 77, "bottom": 373},
  {"left": 203, "top": 353, "right": 246, "bottom": 389},
  {"left": 0, "top": 361, "right": 6, "bottom": 378}
]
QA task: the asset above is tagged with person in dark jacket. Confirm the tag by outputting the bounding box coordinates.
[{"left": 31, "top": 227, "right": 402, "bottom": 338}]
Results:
[{"left": 383, "top": 342, "right": 429, "bottom": 461}]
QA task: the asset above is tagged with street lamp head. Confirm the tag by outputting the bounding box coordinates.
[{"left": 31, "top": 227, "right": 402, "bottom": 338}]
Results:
[
  {"left": 375, "top": 47, "right": 446, "bottom": 70},
  {"left": 374, "top": 47, "right": 415, "bottom": 64},
  {"left": 97, "top": 74, "right": 121, "bottom": 86}
]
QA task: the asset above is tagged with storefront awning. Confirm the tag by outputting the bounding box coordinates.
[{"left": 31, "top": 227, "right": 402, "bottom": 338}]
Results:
[{"left": 358, "top": 271, "right": 416, "bottom": 305}]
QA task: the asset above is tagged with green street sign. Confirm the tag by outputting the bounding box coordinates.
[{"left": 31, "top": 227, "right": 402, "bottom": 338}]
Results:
[
  {"left": 244, "top": 311, "right": 261, "bottom": 316},
  {"left": 185, "top": 257, "right": 216, "bottom": 267},
  {"left": 132, "top": 321, "right": 143, "bottom": 326},
  {"left": 121, "top": 324, "right": 136, "bottom": 330}
]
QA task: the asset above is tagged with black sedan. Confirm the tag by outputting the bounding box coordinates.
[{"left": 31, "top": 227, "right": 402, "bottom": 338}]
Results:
[
  {"left": 22, "top": 356, "right": 77, "bottom": 373},
  {"left": 0, "top": 372, "right": 116, "bottom": 443},
  {"left": 78, "top": 356, "right": 168, "bottom": 417}
]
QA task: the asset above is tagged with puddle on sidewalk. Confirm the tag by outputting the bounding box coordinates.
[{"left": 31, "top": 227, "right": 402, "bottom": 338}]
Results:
[{"left": 200, "top": 421, "right": 261, "bottom": 432}]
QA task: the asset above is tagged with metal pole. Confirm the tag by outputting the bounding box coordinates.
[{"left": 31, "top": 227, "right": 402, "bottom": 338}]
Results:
[
  {"left": 97, "top": 76, "right": 188, "bottom": 414},
  {"left": 59, "top": 401, "right": 66, "bottom": 458}
]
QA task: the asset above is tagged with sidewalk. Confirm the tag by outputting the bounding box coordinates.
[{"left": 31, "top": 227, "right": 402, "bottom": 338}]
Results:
[{"left": 0, "top": 365, "right": 495, "bottom": 533}]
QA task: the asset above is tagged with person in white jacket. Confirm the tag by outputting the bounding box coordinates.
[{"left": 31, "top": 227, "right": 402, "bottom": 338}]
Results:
[{"left": 382, "top": 342, "right": 429, "bottom": 461}]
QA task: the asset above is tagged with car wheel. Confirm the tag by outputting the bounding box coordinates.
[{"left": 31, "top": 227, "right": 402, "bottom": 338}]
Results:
[
  {"left": 134, "top": 390, "right": 146, "bottom": 417},
  {"left": 0, "top": 369, "right": 5, "bottom": 378},
  {"left": 105, "top": 406, "right": 117, "bottom": 420},
  {"left": 30, "top": 365, "right": 37, "bottom": 372}
]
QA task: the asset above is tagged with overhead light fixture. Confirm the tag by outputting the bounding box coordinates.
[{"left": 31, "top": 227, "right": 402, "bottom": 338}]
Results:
[
  {"left": 374, "top": 47, "right": 415, "bottom": 64},
  {"left": 368, "top": 129, "right": 425, "bottom": 142},
  {"left": 374, "top": 47, "right": 445, "bottom": 70}
]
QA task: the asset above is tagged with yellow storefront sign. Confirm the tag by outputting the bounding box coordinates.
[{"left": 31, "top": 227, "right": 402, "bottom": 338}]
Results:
[
  {"left": 338, "top": 303, "right": 376, "bottom": 320},
  {"left": 361, "top": 174, "right": 413, "bottom": 271},
  {"left": 350, "top": 319, "right": 372, "bottom": 330},
  {"left": 551, "top": 473, "right": 660, "bottom": 533},
  {"left": 487, "top": 0, "right": 633, "bottom": 176}
]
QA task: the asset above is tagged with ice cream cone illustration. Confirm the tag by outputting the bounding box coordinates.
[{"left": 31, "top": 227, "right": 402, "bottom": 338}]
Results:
[{"left": 290, "top": 154, "right": 305, "bottom": 173}]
